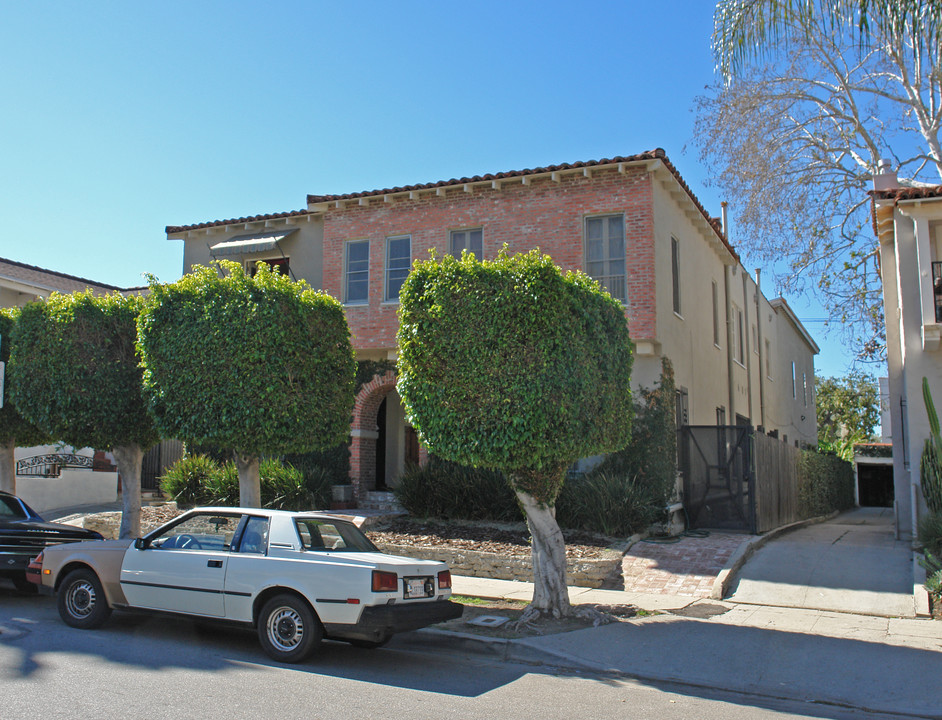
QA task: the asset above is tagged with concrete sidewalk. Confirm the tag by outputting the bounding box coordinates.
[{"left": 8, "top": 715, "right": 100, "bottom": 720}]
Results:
[
  {"left": 726, "top": 508, "right": 921, "bottom": 617},
  {"left": 439, "top": 574, "right": 942, "bottom": 718}
]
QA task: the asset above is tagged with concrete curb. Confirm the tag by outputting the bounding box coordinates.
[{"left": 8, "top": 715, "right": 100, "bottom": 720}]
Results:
[{"left": 710, "top": 511, "right": 840, "bottom": 600}]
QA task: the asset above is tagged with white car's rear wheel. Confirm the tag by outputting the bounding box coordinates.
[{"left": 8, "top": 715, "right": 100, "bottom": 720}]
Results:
[
  {"left": 258, "top": 594, "right": 322, "bottom": 663},
  {"left": 57, "top": 568, "right": 112, "bottom": 629}
]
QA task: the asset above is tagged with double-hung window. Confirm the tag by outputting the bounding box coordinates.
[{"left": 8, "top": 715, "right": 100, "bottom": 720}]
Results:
[
  {"left": 585, "top": 214, "right": 626, "bottom": 302},
  {"left": 345, "top": 240, "right": 370, "bottom": 304},
  {"left": 385, "top": 235, "right": 411, "bottom": 302},
  {"left": 731, "top": 304, "right": 745, "bottom": 365},
  {"left": 449, "top": 228, "right": 483, "bottom": 259},
  {"left": 671, "top": 237, "right": 681, "bottom": 315}
]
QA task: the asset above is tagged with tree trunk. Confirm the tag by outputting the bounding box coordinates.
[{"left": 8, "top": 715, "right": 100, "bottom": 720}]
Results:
[
  {"left": 0, "top": 440, "right": 15, "bottom": 495},
  {"left": 514, "top": 488, "right": 572, "bottom": 618},
  {"left": 112, "top": 444, "right": 143, "bottom": 539},
  {"left": 235, "top": 453, "right": 261, "bottom": 508}
]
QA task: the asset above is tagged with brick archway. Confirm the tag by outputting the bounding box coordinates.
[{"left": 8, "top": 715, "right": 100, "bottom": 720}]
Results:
[{"left": 349, "top": 371, "right": 428, "bottom": 501}]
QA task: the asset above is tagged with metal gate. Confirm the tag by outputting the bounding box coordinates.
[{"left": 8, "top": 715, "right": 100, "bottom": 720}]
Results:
[
  {"left": 141, "top": 439, "right": 184, "bottom": 492},
  {"left": 680, "top": 425, "right": 755, "bottom": 532}
]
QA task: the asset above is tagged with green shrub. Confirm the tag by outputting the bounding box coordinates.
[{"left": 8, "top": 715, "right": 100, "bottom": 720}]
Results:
[
  {"left": 284, "top": 444, "right": 350, "bottom": 486},
  {"left": 556, "top": 471, "right": 662, "bottom": 536},
  {"left": 160, "top": 454, "right": 219, "bottom": 506},
  {"left": 394, "top": 458, "right": 519, "bottom": 521},
  {"left": 590, "top": 358, "right": 676, "bottom": 513},
  {"left": 161, "top": 455, "right": 325, "bottom": 511},
  {"left": 920, "top": 551, "right": 942, "bottom": 606},
  {"left": 797, "top": 450, "right": 855, "bottom": 518},
  {"left": 919, "top": 512, "right": 942, "bottom": 557},
  {"left": 204, "top": 462, "right": 239, "bottom": 507}
]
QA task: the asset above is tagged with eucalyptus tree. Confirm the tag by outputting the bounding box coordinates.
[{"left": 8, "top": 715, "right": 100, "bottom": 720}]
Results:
[
  {"left": 10, "top": 292, "right": 158, "bottom": 537},
  {"left": 137, "top": 262, "right": 356, "bottom": 508},
  {"left": 697, "top": 0, "right": 942, "bottom": 360},
  {"left": 397, "top": 249, "right": 634, "bottom": 620}
]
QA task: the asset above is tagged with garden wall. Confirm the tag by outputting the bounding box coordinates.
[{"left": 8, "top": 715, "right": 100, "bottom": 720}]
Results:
[{"left": 375, "top": 541, "right": 623, "bottom": 589}]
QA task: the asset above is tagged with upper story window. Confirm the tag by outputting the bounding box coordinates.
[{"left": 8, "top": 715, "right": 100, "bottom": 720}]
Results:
[
  {"left": 791, "top": 361, "right": 797, "bottom": 399},
  {"left": 246, "top": 257, "right": 289, "bottom": 277},
  {"left": 732, "top": 304, "right": 745, "bottom": 365},
  {"left": 450, "top": 228, "right": 483, "bottom": 259},
  {"left": 345, "top": 240, "right": 370, "bottom": 305},
  {"left": 712, "top": 280, "right": 720, "bottom": 347},
  {"left": 385, "top": 235, "right": 411, "bottom": 302},
  {"left": 765, "top": 338, "right": 772, "bottom": 378},
  {"left": 671, "top": 236, "right": 681, "bottom": 315},
  {"left": 585, "top": 214, "right": 626, "bottom": 302}
]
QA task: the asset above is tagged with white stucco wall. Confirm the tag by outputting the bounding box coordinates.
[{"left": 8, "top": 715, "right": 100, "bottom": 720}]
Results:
[{"left": 16, "top": 470, "right": 118, "bottom": 516}]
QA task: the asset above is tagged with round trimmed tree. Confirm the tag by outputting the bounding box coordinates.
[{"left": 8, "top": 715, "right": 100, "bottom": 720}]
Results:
[
  {"left": 397, "top": 249, "right": 634, "bottom": 618},
  {"left": 10, "top": 292, "right": 158, "bottom": 537},
  {"left": 0, "top": 308, "right": 51, "bottom": 495},
  {"left": 137, "top": 262, "right": 356, "bottom": 507}
]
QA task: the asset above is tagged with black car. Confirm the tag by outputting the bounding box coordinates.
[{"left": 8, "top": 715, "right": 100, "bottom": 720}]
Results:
[{"left": 0, "top": 491, "right": 103, "bottom": 592}]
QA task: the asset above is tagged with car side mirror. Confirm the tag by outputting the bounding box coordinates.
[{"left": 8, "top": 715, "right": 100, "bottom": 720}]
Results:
[{"left": 134, "top": 537, "right": 148, "bottom": 550}]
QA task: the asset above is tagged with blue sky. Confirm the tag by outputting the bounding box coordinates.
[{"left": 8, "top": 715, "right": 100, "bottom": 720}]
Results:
[{"left": 0, "top": 1, "right": 861, "bottom": 377}]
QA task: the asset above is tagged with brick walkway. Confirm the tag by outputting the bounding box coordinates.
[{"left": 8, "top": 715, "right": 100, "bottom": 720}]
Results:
[{"left": 619, "top": 532, "right": 748, "bottom": 598}]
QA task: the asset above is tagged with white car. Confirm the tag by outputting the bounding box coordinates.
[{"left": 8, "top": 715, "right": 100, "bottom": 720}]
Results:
[{"left": 30, "top": 507, "right": 462, "bottom": 662}]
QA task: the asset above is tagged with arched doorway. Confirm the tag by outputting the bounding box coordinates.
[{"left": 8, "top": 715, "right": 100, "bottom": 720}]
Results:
[{"left": 349, "top": 371, "right": 428, "bottom": 502}]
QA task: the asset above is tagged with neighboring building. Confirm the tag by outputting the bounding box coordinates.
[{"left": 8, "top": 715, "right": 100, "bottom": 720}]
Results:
[
  {"left": 167, "top": 149, "right": 819, "bottom": 503},
  {"left": 0, "top": 256, "right": 128, "bottom": 307},
  {"left": 870, "top": 168, "right": 942, "bottom": 541},
  {"left": 0, "top": 257, "right": 169, "bottom": 512}
]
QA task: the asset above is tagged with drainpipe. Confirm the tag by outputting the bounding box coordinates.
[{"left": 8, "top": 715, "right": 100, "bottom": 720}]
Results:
[
  {"left": 742, "top": 270, "right": 754, "bottom": 426},
  {"left": 755, "top": 269, "right": 766, "bottom": 430},
  {"left": 722, "top": 203, "right": 736, "bottom": 421}
]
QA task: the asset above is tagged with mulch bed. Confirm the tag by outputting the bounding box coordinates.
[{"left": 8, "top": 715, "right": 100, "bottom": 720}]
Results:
[{"left": 365, "top": 518, "right": 617, "bottom": 560}]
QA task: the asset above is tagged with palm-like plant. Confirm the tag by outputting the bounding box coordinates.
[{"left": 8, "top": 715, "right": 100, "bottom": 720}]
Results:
[{"left": 713, "top": 0, "right": 942, "bottom": 78}]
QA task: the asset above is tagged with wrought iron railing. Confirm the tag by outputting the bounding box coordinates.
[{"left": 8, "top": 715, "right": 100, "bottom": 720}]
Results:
[
  {"left": 590, "top": 273, "right": 627, "bottom": 303},
  {"left": 16, "top": 453, "right": 94, "bottom": 477}
]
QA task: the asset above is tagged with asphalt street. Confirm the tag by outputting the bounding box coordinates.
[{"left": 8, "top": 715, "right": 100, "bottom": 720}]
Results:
[{"left": 0, "top": 586, "right": 919, "bottom": 720}]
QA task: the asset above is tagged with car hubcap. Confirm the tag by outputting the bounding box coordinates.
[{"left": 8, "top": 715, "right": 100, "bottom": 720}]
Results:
[
  {"left": 67, "top": 581, "right": 95, "bottom": 618},
  {"left": 267, "top": 606, "right": 303, "bottom": 651}
]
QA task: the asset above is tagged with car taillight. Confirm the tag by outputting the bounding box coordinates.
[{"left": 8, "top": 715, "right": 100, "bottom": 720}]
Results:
[
  {"left": 372, "top": 570, "right": 398, "bottom": 592},
  {"left": 438, "top": 570, "right": 452, "bottom": 589}
]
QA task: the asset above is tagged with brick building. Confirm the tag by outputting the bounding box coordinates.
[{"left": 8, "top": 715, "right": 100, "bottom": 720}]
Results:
[{"left": 167, "top": 149, "right": 819, "bottom": 505}]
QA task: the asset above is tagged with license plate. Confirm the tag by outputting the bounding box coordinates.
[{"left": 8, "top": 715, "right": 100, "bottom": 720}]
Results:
[{"left": 404, "top": 576, "right": 433, "bottom": 599}]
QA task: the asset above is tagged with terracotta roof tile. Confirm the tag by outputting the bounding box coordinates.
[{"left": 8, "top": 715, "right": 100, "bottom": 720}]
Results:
[
  {"left": 165, "top": 209, "right": 312, "bottom": 235},
  {"left": 164, "top": 149, "right": 736, "bottom": 260},
  {"left": 870, "top": 185, "right": 942, "bottom": 201}
]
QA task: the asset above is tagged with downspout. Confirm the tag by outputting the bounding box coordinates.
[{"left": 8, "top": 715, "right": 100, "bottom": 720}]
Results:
[
  {"left": 722, "top": 202, "right": 736, "bottom": 421},
  {"left": 742, "top": 270, "right": 754, "bottom": 425},
  {"left": 755, "top": 269, "right": 766, "bottom": 430}
]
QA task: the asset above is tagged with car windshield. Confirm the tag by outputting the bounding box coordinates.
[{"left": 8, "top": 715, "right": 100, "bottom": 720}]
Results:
[
  {"left": 0, "top": 496, "right": 29, "bottom": 519},
  {"left": 295, "top": 518, "right": 378, "bottom": 552}
]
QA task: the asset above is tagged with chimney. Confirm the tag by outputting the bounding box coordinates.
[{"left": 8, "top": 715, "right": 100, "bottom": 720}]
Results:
[
  {"left": 873, "top": 159, "right": 898, "bottom": 191},
  {"left": 721, "top": 201, "right": 729, "bottom": 237}
]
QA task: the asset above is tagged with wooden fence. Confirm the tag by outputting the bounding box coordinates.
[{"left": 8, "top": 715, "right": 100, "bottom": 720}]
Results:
[{"left": 753, "top": 432, "right": 801, "bottom": 533}]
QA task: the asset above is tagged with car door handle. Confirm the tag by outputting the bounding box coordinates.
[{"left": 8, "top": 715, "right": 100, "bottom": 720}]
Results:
[{"left": 207, "top": 560, "right": 223, "bottom": 568}]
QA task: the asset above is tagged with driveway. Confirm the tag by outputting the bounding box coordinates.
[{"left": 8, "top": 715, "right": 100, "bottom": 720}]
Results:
[{"left": 726, "top": 507, "right": 915, "bottom": 617}]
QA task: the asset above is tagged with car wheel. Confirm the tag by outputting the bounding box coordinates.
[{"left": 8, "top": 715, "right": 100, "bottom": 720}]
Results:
[
  {"left": 348, "top": 635, "right": 390, "bottom": 649},
  {"left": 258, "top": 594, "right": 322, "bottom": 663},
  {"left": 57, "top": 569, "right": 112, "bottom": 629}
]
